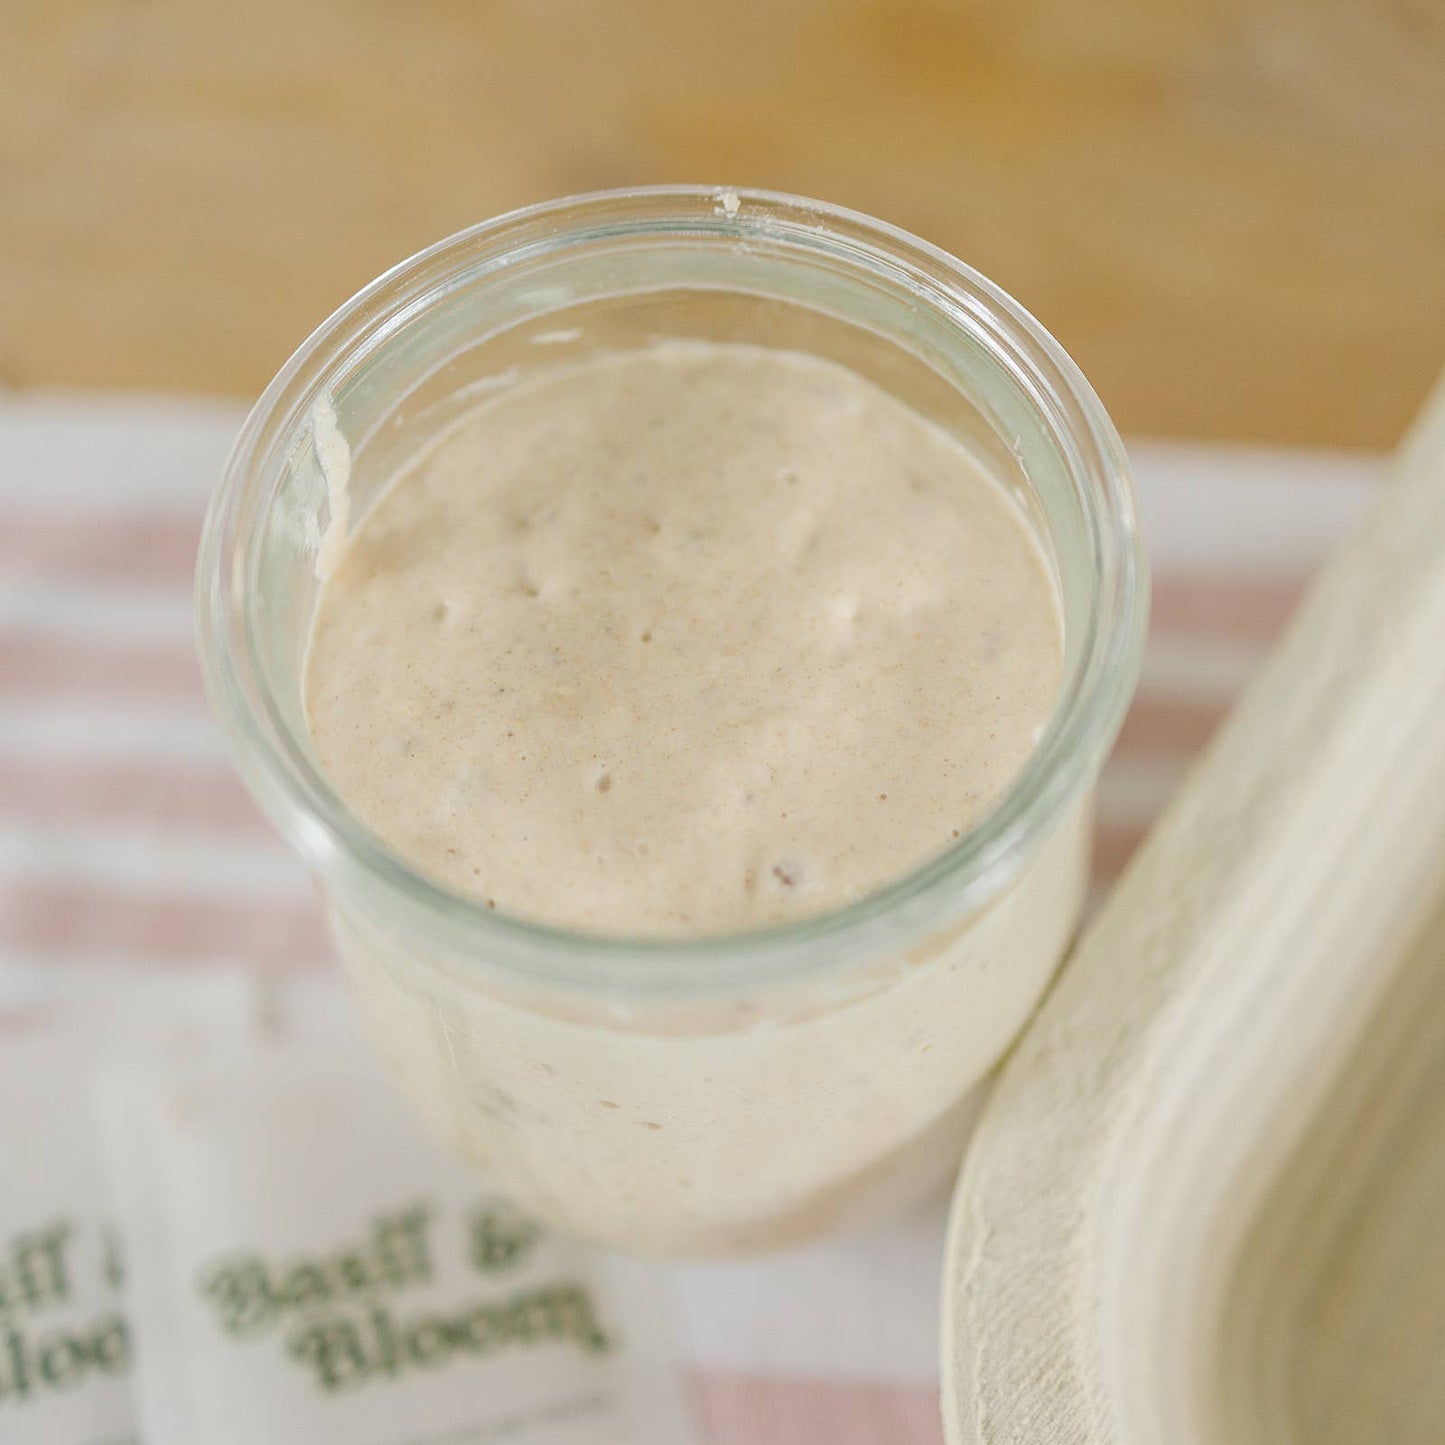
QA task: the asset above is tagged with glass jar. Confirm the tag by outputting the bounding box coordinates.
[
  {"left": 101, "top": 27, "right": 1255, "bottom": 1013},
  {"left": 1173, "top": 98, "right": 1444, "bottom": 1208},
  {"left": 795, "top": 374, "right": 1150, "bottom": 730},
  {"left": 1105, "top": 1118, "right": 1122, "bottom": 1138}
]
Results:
[{"left": 196, "top": 187, "right": 1147, "bottom": 1255}]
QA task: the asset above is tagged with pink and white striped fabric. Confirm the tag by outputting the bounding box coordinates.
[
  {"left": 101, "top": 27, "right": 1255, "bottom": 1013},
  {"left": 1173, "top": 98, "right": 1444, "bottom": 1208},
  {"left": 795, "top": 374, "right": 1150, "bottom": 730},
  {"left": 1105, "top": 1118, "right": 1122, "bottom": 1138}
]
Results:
[{"left": 0, "top": 395, "right": 1384, "bottom": 1442}]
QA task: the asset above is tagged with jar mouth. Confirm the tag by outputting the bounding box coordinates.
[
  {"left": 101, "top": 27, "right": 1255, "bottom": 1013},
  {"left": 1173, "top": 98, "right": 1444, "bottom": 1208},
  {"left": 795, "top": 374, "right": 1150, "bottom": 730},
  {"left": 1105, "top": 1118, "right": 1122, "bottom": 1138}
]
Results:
[{"left": 196, "top": 185, "right": 1148, "bottom": 997}]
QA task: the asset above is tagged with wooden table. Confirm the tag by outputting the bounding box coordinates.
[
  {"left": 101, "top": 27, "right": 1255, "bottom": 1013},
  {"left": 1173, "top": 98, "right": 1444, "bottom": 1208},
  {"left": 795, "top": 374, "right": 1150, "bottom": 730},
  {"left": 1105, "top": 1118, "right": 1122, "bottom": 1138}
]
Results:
[{"left": 3, "top": 0, "right": 1442, "bottom": 447}]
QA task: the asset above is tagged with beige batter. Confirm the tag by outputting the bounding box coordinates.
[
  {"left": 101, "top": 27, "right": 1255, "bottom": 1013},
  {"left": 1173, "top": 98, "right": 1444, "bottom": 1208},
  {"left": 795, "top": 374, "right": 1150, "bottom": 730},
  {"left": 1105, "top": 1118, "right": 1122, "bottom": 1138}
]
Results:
[{"left": 305, "top": 341, "right": 1062, "bottom": 936}]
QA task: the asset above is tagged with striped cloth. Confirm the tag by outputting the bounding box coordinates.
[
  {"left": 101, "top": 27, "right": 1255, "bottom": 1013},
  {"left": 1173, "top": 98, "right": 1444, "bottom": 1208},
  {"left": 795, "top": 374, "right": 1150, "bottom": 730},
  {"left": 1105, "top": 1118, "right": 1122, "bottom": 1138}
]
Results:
[{"left": 0, "top": 395, "right": 1384, "bottom": 1442}]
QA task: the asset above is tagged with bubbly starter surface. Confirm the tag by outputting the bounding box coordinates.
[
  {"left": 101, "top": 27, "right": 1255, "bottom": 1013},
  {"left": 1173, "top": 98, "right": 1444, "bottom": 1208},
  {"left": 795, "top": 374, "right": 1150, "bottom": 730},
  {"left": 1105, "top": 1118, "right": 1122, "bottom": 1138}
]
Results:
[{"left": 305, "top": 342, "right": 1063, "bottom": 936}]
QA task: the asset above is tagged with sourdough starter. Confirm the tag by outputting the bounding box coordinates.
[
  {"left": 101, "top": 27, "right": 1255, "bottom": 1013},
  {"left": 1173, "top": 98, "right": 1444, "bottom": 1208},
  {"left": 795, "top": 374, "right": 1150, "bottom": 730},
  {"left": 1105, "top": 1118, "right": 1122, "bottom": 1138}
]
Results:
[
  {"left": 301, "top": 341, "right": 1084, "bottom": 1252},
  {"left": 305, "top": 342, "right": 1061, "bottom": 935}
]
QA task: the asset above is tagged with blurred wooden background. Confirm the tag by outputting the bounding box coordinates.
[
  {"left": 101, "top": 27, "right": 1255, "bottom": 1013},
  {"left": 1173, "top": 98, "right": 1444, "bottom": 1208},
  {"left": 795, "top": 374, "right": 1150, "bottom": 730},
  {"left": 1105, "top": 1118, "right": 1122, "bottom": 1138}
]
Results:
[{"left": 2, "top": 0, "right": 1442, "bottom": 447}]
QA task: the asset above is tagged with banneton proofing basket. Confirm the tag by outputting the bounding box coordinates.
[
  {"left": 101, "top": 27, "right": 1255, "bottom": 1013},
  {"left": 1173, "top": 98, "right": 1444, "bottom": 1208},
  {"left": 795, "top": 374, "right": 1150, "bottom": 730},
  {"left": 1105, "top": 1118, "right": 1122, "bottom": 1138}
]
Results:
[{"left": 944, "top": 376, "right": 1445, "bottom": 1444}]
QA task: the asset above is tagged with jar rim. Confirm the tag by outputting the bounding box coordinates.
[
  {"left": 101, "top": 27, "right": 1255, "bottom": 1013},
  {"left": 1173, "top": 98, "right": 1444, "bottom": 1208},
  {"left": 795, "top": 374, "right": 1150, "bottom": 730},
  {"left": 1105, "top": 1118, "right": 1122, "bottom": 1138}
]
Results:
[{"left": 196, "top": 185, "right": 1148, "bottom": 998}]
